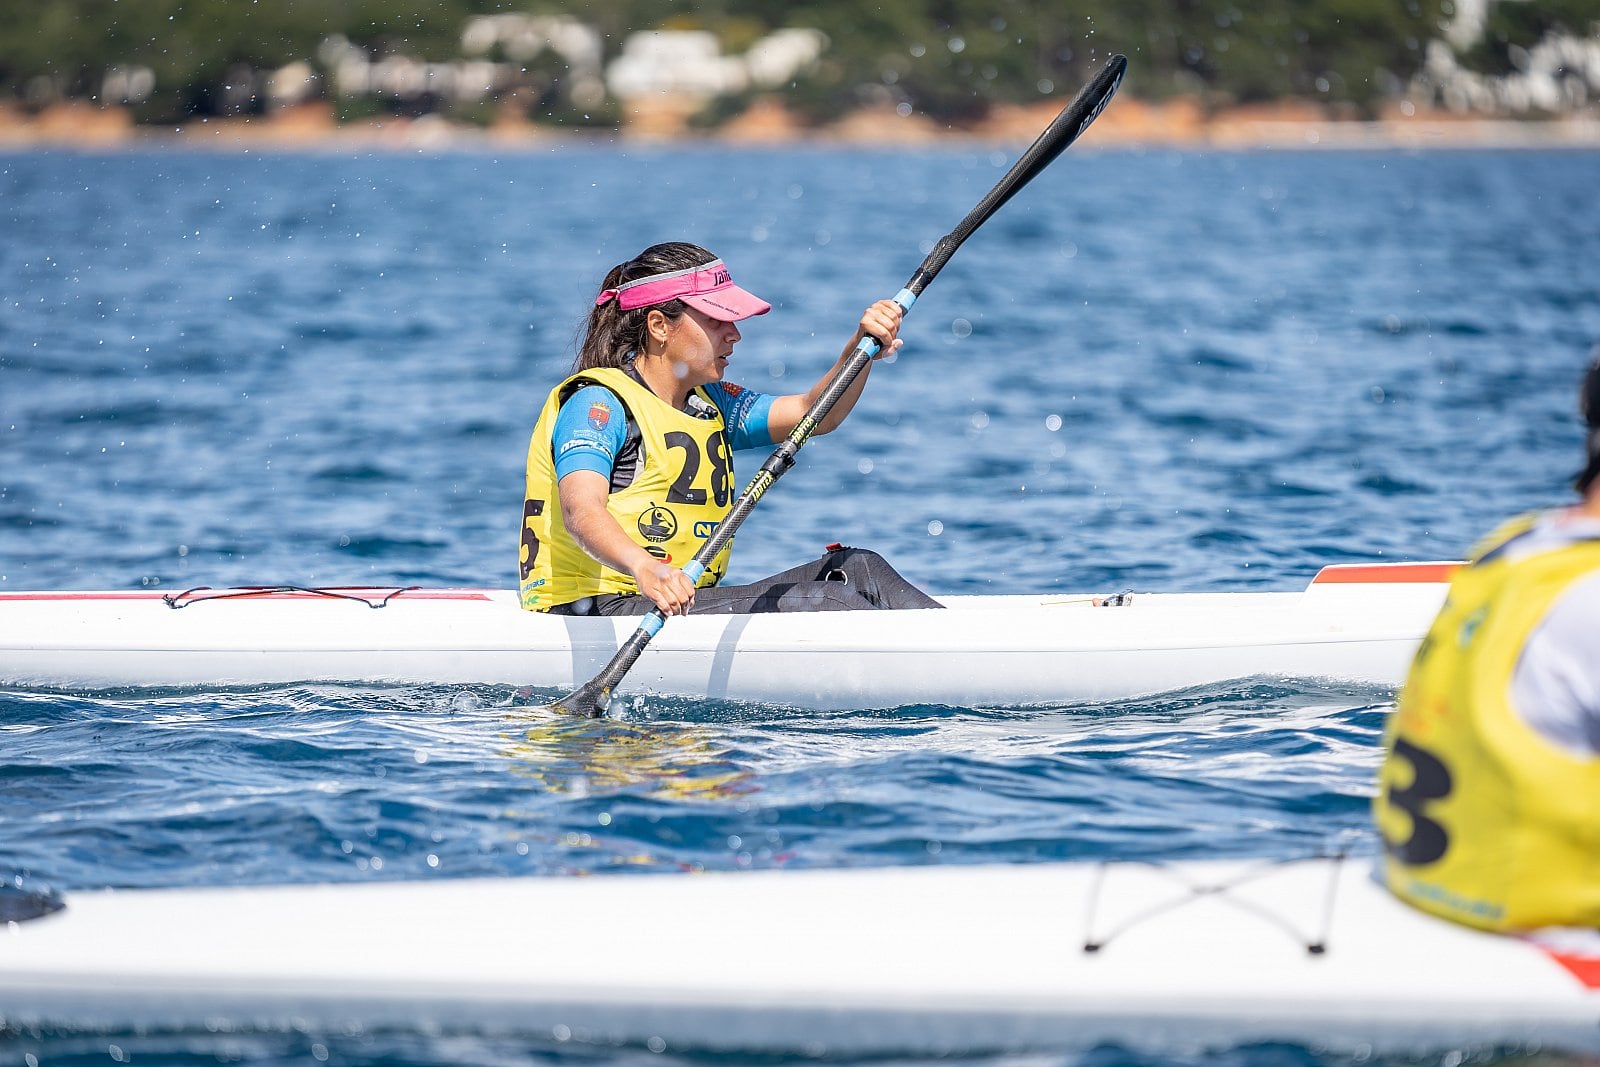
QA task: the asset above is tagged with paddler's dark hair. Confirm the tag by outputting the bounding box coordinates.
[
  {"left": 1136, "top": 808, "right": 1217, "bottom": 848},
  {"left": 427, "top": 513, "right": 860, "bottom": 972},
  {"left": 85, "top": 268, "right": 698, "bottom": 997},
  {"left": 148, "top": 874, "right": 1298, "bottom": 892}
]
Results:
[
  {"left": 1576, "top": 346, "right": 1600, "bottom": 496},
  {"left": 575, "top": 242, "right": 719, "bottom": 371}
]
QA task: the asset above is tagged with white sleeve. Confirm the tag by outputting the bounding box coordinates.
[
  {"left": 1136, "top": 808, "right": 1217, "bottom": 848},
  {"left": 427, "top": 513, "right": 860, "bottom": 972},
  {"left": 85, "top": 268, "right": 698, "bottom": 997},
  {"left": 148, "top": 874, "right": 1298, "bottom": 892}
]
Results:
[{"left": 1510, "top": 569, "right": 1600, "bottom": 758}]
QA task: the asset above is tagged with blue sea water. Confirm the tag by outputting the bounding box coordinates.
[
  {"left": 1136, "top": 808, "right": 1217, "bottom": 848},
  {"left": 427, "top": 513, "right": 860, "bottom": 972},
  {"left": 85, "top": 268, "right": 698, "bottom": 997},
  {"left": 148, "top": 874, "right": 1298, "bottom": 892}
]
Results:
[{"left": 1, "top": 139, "right": 1598, "bottom": 1066}]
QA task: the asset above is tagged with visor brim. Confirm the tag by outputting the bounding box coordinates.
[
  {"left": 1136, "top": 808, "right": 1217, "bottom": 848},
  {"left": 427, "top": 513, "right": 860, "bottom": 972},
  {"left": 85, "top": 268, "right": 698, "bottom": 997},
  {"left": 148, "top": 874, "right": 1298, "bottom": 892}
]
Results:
[{"left": 683, "top": 286, "right": 772, "bottom": 322}]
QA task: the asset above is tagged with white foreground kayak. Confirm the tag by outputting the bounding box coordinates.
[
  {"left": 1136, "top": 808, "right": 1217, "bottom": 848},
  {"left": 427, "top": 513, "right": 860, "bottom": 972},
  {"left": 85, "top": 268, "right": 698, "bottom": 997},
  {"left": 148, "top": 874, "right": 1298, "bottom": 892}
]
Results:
[
  {"left": 3, "top": 857, "right": 1596, "bottom": 1056},
  {"left": 0, "top": 563, "right": 1455, "bottom": 705}
]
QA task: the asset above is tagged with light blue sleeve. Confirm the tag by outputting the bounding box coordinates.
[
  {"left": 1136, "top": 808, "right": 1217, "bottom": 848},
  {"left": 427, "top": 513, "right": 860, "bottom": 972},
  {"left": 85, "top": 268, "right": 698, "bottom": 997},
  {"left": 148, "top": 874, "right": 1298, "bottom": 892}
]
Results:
[
  {"left": 551, "top": 385, "right": 628, "bottom": 481},
  {"left": 704, "top": 381, "right": 775, "bottom": 451}
]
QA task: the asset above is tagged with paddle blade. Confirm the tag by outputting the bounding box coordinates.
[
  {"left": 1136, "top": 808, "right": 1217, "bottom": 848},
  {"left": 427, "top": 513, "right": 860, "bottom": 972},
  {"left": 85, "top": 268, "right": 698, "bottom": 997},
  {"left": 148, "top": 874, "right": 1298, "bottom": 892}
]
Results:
[
  {"left": 548, "top": 677, "right": 612, "bottom": 719},
  {"left": 545, "top": 623, "right": 654, "bottom": 717}
]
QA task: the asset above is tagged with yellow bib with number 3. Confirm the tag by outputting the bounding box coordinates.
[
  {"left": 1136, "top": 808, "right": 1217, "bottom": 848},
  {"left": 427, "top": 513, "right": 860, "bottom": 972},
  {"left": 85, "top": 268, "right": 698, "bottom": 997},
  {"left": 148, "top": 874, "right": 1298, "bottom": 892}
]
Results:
[{"left": 1375, "top": 513, "right": 1600, "bottom": 931}]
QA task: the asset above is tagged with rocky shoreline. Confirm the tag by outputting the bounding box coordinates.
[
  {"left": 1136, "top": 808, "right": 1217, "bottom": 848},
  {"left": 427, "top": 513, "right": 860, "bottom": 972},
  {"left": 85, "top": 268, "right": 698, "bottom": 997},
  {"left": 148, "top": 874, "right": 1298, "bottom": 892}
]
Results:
[{"left": 3, "top": 96, "right": 1598, "bottom": 151}]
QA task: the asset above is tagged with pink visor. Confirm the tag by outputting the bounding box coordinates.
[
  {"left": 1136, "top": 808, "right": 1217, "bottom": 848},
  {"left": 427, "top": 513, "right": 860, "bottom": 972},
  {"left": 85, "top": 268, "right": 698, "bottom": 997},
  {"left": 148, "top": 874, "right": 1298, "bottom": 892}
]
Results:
[{"left": 595, "top": 259, "right": 771, "bottom": 322}]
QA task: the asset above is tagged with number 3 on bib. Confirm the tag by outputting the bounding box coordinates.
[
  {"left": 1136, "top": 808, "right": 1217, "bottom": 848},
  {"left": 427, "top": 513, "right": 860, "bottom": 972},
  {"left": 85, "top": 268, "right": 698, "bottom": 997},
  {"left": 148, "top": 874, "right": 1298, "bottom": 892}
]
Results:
[{"left": 1380, "top": 736, "right": 1453, "bottom": 866}]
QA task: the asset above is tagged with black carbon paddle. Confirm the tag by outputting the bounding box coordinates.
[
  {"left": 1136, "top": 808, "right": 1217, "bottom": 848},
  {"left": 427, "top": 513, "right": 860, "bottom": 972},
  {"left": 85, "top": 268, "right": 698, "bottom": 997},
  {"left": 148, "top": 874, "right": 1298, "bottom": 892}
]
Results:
[{"left": 548, "top": 53, "right": 1128, "bottom": 717}]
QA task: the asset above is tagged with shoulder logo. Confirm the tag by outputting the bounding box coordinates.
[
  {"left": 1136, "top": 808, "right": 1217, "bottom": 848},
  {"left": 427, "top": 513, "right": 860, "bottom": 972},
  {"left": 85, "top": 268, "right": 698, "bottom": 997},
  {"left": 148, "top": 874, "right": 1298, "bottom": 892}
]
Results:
[{"left": 587, "top": 398, "right": 613, "bottom": 432}]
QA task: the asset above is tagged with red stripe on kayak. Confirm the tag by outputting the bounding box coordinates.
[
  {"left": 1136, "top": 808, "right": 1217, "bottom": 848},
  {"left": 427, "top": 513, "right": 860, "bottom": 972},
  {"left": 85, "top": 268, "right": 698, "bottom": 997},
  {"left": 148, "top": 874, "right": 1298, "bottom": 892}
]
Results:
[
  {"left": 1309, "top": 563, "right": 1460, "bottom": 585},
  {"left": 1543, "top": 948, "right": 1600, "bottom": 990},
  {"left": 0, "top": 588, "right": 495, "bottom": 602}
]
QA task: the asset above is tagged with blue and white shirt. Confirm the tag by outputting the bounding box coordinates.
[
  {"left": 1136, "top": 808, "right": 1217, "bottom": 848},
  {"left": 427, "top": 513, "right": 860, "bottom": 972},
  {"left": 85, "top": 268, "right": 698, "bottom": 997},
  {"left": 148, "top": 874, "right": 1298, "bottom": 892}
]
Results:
[{"left": 552, "top": 378, "right": 775, "bottom": 488}]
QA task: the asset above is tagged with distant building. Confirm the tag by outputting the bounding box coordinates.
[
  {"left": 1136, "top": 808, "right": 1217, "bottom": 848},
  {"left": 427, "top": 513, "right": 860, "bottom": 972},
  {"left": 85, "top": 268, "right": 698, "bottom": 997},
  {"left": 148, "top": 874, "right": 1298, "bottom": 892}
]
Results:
[
  {"left": 101, "top": 66, "right": 155, "bottom": 106},
  {"left": 460, "top": 14, "right": 607, "bottom": 109},
  {"left": 1420, "top": 0, "right": 1600, "bottom": 113},
  {"left": 1443, "top": 0, "right": 1492, "bottom": 51},
  {"left": 606, "top": 28, "right": 827, "bottom": 102},
  {"left": 275, "top": 19, "right": 826, "bottom": 121}
]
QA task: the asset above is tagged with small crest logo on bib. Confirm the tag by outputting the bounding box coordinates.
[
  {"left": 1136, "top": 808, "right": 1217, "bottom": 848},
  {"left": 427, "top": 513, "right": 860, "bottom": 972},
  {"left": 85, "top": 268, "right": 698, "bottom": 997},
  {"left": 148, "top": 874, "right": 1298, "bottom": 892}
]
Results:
[{"left": 638, "top": 505, "right": 678, "bottom": 543}]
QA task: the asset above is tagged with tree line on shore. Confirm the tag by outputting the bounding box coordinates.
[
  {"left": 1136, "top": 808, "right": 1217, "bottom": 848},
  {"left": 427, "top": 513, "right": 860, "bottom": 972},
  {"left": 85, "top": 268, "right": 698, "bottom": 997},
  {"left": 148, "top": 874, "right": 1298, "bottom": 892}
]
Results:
[{"left": 1, "top": 0, "right": 1593, "bottom": 127}]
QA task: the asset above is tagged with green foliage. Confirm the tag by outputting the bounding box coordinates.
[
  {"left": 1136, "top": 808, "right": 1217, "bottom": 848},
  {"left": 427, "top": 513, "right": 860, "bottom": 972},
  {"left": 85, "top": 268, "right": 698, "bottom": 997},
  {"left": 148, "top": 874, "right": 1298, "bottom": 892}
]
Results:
[
  {"left": 0, "top": 0, "right": 1507, "bottom": 126},
  {"left": 758, "top": 0, "right": 1451, "bottom": 117}
]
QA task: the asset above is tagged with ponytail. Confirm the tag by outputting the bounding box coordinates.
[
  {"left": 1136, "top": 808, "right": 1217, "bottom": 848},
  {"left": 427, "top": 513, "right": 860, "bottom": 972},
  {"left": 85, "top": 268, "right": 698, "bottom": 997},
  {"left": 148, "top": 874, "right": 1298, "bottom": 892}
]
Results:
[{"left": 574, "top": 263, "right": 643, "bottom": 371}]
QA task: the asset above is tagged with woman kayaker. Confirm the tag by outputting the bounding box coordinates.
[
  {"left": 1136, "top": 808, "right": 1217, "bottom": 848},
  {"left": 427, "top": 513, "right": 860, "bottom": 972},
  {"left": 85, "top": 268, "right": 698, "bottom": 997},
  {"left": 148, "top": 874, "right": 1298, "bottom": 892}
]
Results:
[
  {"left": 519, "top": 241, "right": 941, "bottom": 617},
  {"left": 1374, "top": 349, "right": 1600, "bottom": 932}
]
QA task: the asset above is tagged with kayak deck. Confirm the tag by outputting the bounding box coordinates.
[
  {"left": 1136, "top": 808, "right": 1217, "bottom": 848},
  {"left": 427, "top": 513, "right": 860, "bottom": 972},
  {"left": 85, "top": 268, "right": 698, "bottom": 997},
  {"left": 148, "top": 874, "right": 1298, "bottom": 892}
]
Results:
[{"left": 0, "top": 562, "right": 1457, "bottom": 705}]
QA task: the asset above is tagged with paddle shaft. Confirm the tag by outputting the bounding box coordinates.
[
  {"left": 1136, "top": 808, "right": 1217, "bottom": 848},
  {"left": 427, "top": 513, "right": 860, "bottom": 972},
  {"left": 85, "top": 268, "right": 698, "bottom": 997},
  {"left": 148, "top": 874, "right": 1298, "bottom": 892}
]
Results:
[{"left": 552, "top": 54, "right": 1128, "bottom": 717}]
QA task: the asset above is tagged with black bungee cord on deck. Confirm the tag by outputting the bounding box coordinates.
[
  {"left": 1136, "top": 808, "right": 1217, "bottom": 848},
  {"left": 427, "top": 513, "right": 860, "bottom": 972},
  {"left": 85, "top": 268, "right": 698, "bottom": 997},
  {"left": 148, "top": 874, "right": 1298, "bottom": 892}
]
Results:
[
  {"left": 1079, "top": 851, "right": 1347, "bottom": 957},
  {"left": 161, "top": 585, "right": 420, "bottom": 609}
]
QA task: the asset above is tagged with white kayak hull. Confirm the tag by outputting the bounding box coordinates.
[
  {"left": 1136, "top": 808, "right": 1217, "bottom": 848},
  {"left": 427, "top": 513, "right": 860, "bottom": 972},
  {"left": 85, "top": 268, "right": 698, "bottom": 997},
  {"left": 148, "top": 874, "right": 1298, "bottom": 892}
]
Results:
[
  {"left": 4, "top": 857, "right": 1596, "bottom": 1056},
  {"left": 0, "top": 563, "right": 1456, "bottom": 706}
]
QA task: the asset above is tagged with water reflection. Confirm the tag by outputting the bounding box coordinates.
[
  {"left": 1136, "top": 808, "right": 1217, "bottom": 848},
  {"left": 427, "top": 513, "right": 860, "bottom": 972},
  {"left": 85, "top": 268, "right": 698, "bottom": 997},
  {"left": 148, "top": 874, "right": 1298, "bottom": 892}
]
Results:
[{"left": 499, "top": 704, "right": 755, "bottom": 802}]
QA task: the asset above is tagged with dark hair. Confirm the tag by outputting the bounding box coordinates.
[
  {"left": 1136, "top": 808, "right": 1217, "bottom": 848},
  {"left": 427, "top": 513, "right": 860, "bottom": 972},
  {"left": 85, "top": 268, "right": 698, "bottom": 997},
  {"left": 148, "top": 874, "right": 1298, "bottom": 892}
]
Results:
[
  {"left": 1577, "top": 346, "right": 1600, "bottom": 496},
  {"left": 575, "top": 242, "right": 719, "bottom": 371}
]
